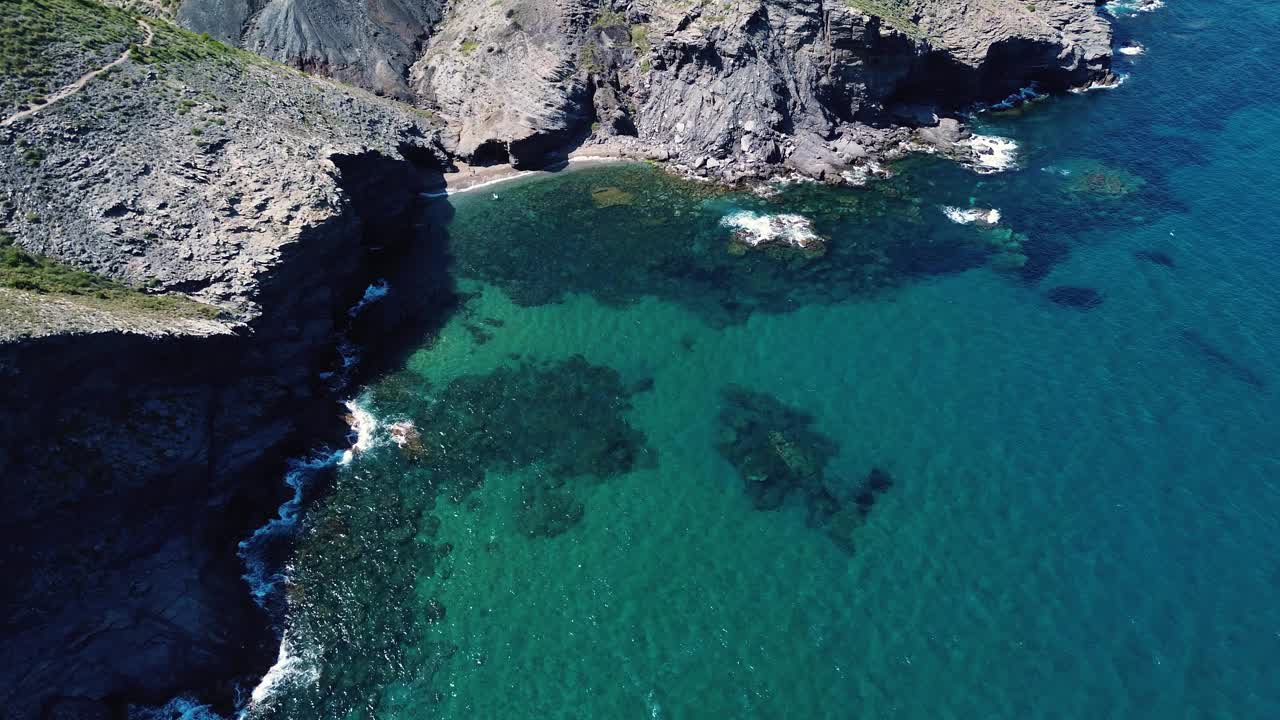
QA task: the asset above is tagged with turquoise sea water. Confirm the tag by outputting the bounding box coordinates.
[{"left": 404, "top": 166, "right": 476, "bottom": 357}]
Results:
[{"left": 249, "top": 3, "right": 1280, "bottom": 718}]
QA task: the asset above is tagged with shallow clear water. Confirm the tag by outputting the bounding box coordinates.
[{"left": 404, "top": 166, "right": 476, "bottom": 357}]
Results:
[{"left": 251, "top": 3, "right": 1280, "bottom": 718}]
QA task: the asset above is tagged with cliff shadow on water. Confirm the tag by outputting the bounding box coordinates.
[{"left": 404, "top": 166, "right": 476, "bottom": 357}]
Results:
[{"left": 0, "top": 148, "right": 461, "bottom": 720}]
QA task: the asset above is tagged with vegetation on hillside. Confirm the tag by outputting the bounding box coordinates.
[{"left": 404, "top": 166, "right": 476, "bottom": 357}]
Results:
[
  {"left": 844, "top": 0, "right": 927, "bottom": 40},
  {"left": 0, "top": 0, "right": 143, "bottom": 113},
  {"left": 0, "top": 233, "right": 221, "bottom": 320}
]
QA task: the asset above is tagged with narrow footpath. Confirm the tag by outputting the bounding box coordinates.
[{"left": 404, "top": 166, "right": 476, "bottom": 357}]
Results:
[{"left": 1, "top": 18, "right": 154, "bottom": 129}]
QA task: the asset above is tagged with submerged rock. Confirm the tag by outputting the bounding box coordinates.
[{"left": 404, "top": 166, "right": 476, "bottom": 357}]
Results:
[
  {"left": 1134, "top": 249, "right": 1176, "bottom": 268},
  {"left": 1046, "top": 285, "right": 1105, "bottom": 309},
  {"left": 590, "top": 186, "right": 635, "bottom": 208},
  {"left": 1062, "top": 159, "right": 1147, "bottom": 197},
  {"left": 721, "top": 211, "right": 826, "bottom": 257},
  {"left": 516, "top": 480, "right": 587, "bottom": 538},
  {"left": 1179, "top": 329, "right": 1266, "bottom": 389},
  {"left": 715, "top": 386, "right": 899, "bottom": 554},
  {"left": 252, "top": 355, "right": 654, "bottom": 718},
  {"left": 716, "top": 386, "right": 838, "bottom": 512}
]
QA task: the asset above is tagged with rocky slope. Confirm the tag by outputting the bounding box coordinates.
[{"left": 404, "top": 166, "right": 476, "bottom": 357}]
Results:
[
  {"left": 0, "top": 5, "right": 450, "bottom": 718},
  {"left": 177, "top": 0, "right": 445, "bottom": 98},
  {"left": 182, "top": 0, "right": 1114, "bottom": 177}
]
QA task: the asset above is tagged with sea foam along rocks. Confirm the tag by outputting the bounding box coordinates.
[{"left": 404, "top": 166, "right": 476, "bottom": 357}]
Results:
[
  {"left": 960, "top": 134, "right": 1019, "bottom": 173},
  {"left": 721, "top": 210, "right": 825, "bottom": 254},
  {"left": 942, "top": 206, "right": 1002, "bottom": 226}
]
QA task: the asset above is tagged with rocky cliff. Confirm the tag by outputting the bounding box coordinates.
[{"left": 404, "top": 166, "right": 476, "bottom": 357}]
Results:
[
  {"left": 181, "top": 0, "right": 1113, "bottom": 177},
  {"left": 0, "top": 5, "right": 449, "bottom": 718}
]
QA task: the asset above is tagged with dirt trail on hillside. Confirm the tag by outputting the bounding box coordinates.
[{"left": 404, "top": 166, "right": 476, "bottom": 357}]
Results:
[{"left": 1, "top": 19, "right": 154, "bottom": 129}]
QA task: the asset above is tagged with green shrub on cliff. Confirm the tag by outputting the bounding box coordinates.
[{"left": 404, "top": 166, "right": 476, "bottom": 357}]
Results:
[
  {"left": 0, "top": 233, "right": 220, "bottom": 319},
  {"left": 0, "top": 0, "right": 143, "bottom": 114},
  {"left": 843, "top": 0, "right": 926, "bottom": 40}
]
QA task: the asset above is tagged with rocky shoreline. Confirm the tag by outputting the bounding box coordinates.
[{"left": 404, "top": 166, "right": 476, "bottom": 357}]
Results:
[
  {"left": 0, "top": 1, "right": 1126, "bottom": 717},
  {"left": 182, "top": 0, "right": 1114, "bottom": 185}
]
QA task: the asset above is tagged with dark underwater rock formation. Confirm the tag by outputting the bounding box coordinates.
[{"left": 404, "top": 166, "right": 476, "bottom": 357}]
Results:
[
  {"left": 253, "top": 356, "right": 651, "bottom": 719},
  {"left": 1047, "top": 285, "right": 1104, "bottom": 309},
  {"left": 1135, "top": 249, "right": 1176, "bottom": 268},
  {"left": 716, "top": 386, "right": 839, "bottom": 511},
  {"left": 1179, "top": 329, "right": 1266, "bottom": 389},
  {"left": 714, "top": 386, "right": 897, "bottom": 553}
]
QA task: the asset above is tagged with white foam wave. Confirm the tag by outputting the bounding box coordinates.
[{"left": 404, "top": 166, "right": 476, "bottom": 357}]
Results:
[
  {"left": 989, "top": 83, "right": 1044, "bottom": 111},
  {"left": 249, "top": 633, "right": 321, "bottom": 707},
  {"left": 839, "top": 160, "right": 885, "bottom": 187},
  {"left": 347, "top": 279, "right": 389, "bottom": 318},
  {"left": 1119, "top": 43, "right": 1146, "bottom": 56},
  {"left": 237, "top": 449, "right": 343, "bottom": 607},
  {"left": 1105, "top": 0, "right": 1164, "bottom": 17},
  {"left": 961, "top": 134, "right": 1019, "bottom": 174},
  {"left": 720, "top": 210, "right": 822, "bottom": 249},
  {"left": 388, "top": 420, "right": 419, "bottom": 449},
  {"left": 339, "top": 399, "right": 379, "bottom": 465},
  {"left": 941, "top": 206, "right": 1001, "bottom": 225},
  {"left": 1070, "top": 74, "right": 1128, "bottom": 93}
]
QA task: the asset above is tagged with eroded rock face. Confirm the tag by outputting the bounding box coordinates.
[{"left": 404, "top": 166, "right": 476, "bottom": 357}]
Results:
[
  {"left": 176, "top": 0, "right": 1114, "bottom": 179},
  {"left": 410, "top": 0, "right": 595, "bottom": 165},
  {"left": 180, "top": 0, "right": 445, "bottom": 98}
]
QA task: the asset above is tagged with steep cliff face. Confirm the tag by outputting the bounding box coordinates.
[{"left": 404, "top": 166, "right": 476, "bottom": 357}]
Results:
[
  {"left": 179, "top": 0, "right": 445, "bottom": 98},
  {"left": 0, "top": 11, "right": 449, "bottom": 719},
  {"left": 575, "top": 0, "right": 1112, "bottom": 179},
  {"left": 409, "top": 0, "right": 595, "bottom": 164},
  {"left": 178, "top": 0, "right": 1113, "bottom": 177}
]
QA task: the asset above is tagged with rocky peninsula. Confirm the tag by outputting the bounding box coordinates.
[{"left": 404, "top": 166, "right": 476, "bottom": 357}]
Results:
[{"left": 0, "top": 0, "right": 1118, "bottom": 717}]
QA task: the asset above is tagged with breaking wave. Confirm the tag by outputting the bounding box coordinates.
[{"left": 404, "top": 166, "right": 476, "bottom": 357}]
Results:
[
  {"left": 129, "top": 696, "right": 227, "bottom": 720},
  {"left": 720, "top": 210, "right": 822, "bottom": 248},
  {"left": 961, "top": 134, "right": 1019, "bottom": 174},
  {"left": 339, "top": 398, "right": 380, "bottom": 465},
  {"left": 1071, "top": 74, "right": 1129, "bottom": 93},
  {"left": 1105, "top": 0, "right": 1164, "bottom": 17},
  {"left": 941, "top": 206, "right": 1002, "bottom": 226},
  {"left": 248, "top": 633, "right": 321, "bottom": 709},
  {"left": 237, "top": 450, "right": 343, "bottom": 609}
]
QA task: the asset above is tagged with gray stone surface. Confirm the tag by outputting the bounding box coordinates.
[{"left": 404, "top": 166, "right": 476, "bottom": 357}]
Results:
[
  {"left": 181, "top": 0, "right": 444, "bottom": 97},
  {"left": 0, "top": 19, "right": 448, "bottom": 720}
]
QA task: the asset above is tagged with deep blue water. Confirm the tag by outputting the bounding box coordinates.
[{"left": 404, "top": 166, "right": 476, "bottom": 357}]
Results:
[{"left": 233, "top": 3, "right": 1280, "bottom": 718}]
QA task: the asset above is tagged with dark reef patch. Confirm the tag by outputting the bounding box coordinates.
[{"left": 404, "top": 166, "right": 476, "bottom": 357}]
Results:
[
  {"left": 444, "top": 164, "right": 1024, "bottom": 326},
  {"left": 716, "top": 386, "right": 840, "bottom": 512},
  {"left": 714, "top": 386, "right": 896, "bottom": 553},
  {"left": 1179, "top": 329, "right": 1266, "bottom": 389},
  {"left": 1135, "top": 249, "right": 1176, "bottom": 268},
  {"left": 1016, "top": 236, "right": 1072, "bottom": 284},
  {"left": 1046, "top": 285, "right": 1104, "bottom": 310},
  {"left": 253, "top": 356, "right": 652, "bottom": 719}
]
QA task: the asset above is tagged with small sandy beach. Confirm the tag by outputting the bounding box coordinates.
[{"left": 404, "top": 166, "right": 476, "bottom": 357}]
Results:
[{"left": 423, "top": 145, "right": 643, "bottom": 197}]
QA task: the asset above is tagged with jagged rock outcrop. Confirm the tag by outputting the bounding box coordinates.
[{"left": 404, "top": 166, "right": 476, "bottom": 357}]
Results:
[
  {"left": 588, "top": 0, "right": 1113, "bottom": 181},
  {"left": 178, "top": 0, "right": 1113, "bottom": 178},
  {"left": 179, "top": 0, "right": 444, "bottom": 98},
  {"left": 409, "top": 0, "right": 595, "bottom": 165},
  {"left": 0, "top": 15, "right": 449, "bottom": 720}
]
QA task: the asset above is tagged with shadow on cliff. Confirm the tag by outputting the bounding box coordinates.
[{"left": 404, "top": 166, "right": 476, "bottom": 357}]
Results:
[{"left": 332, "top": 151, "right": 462, "bottom": 390}]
